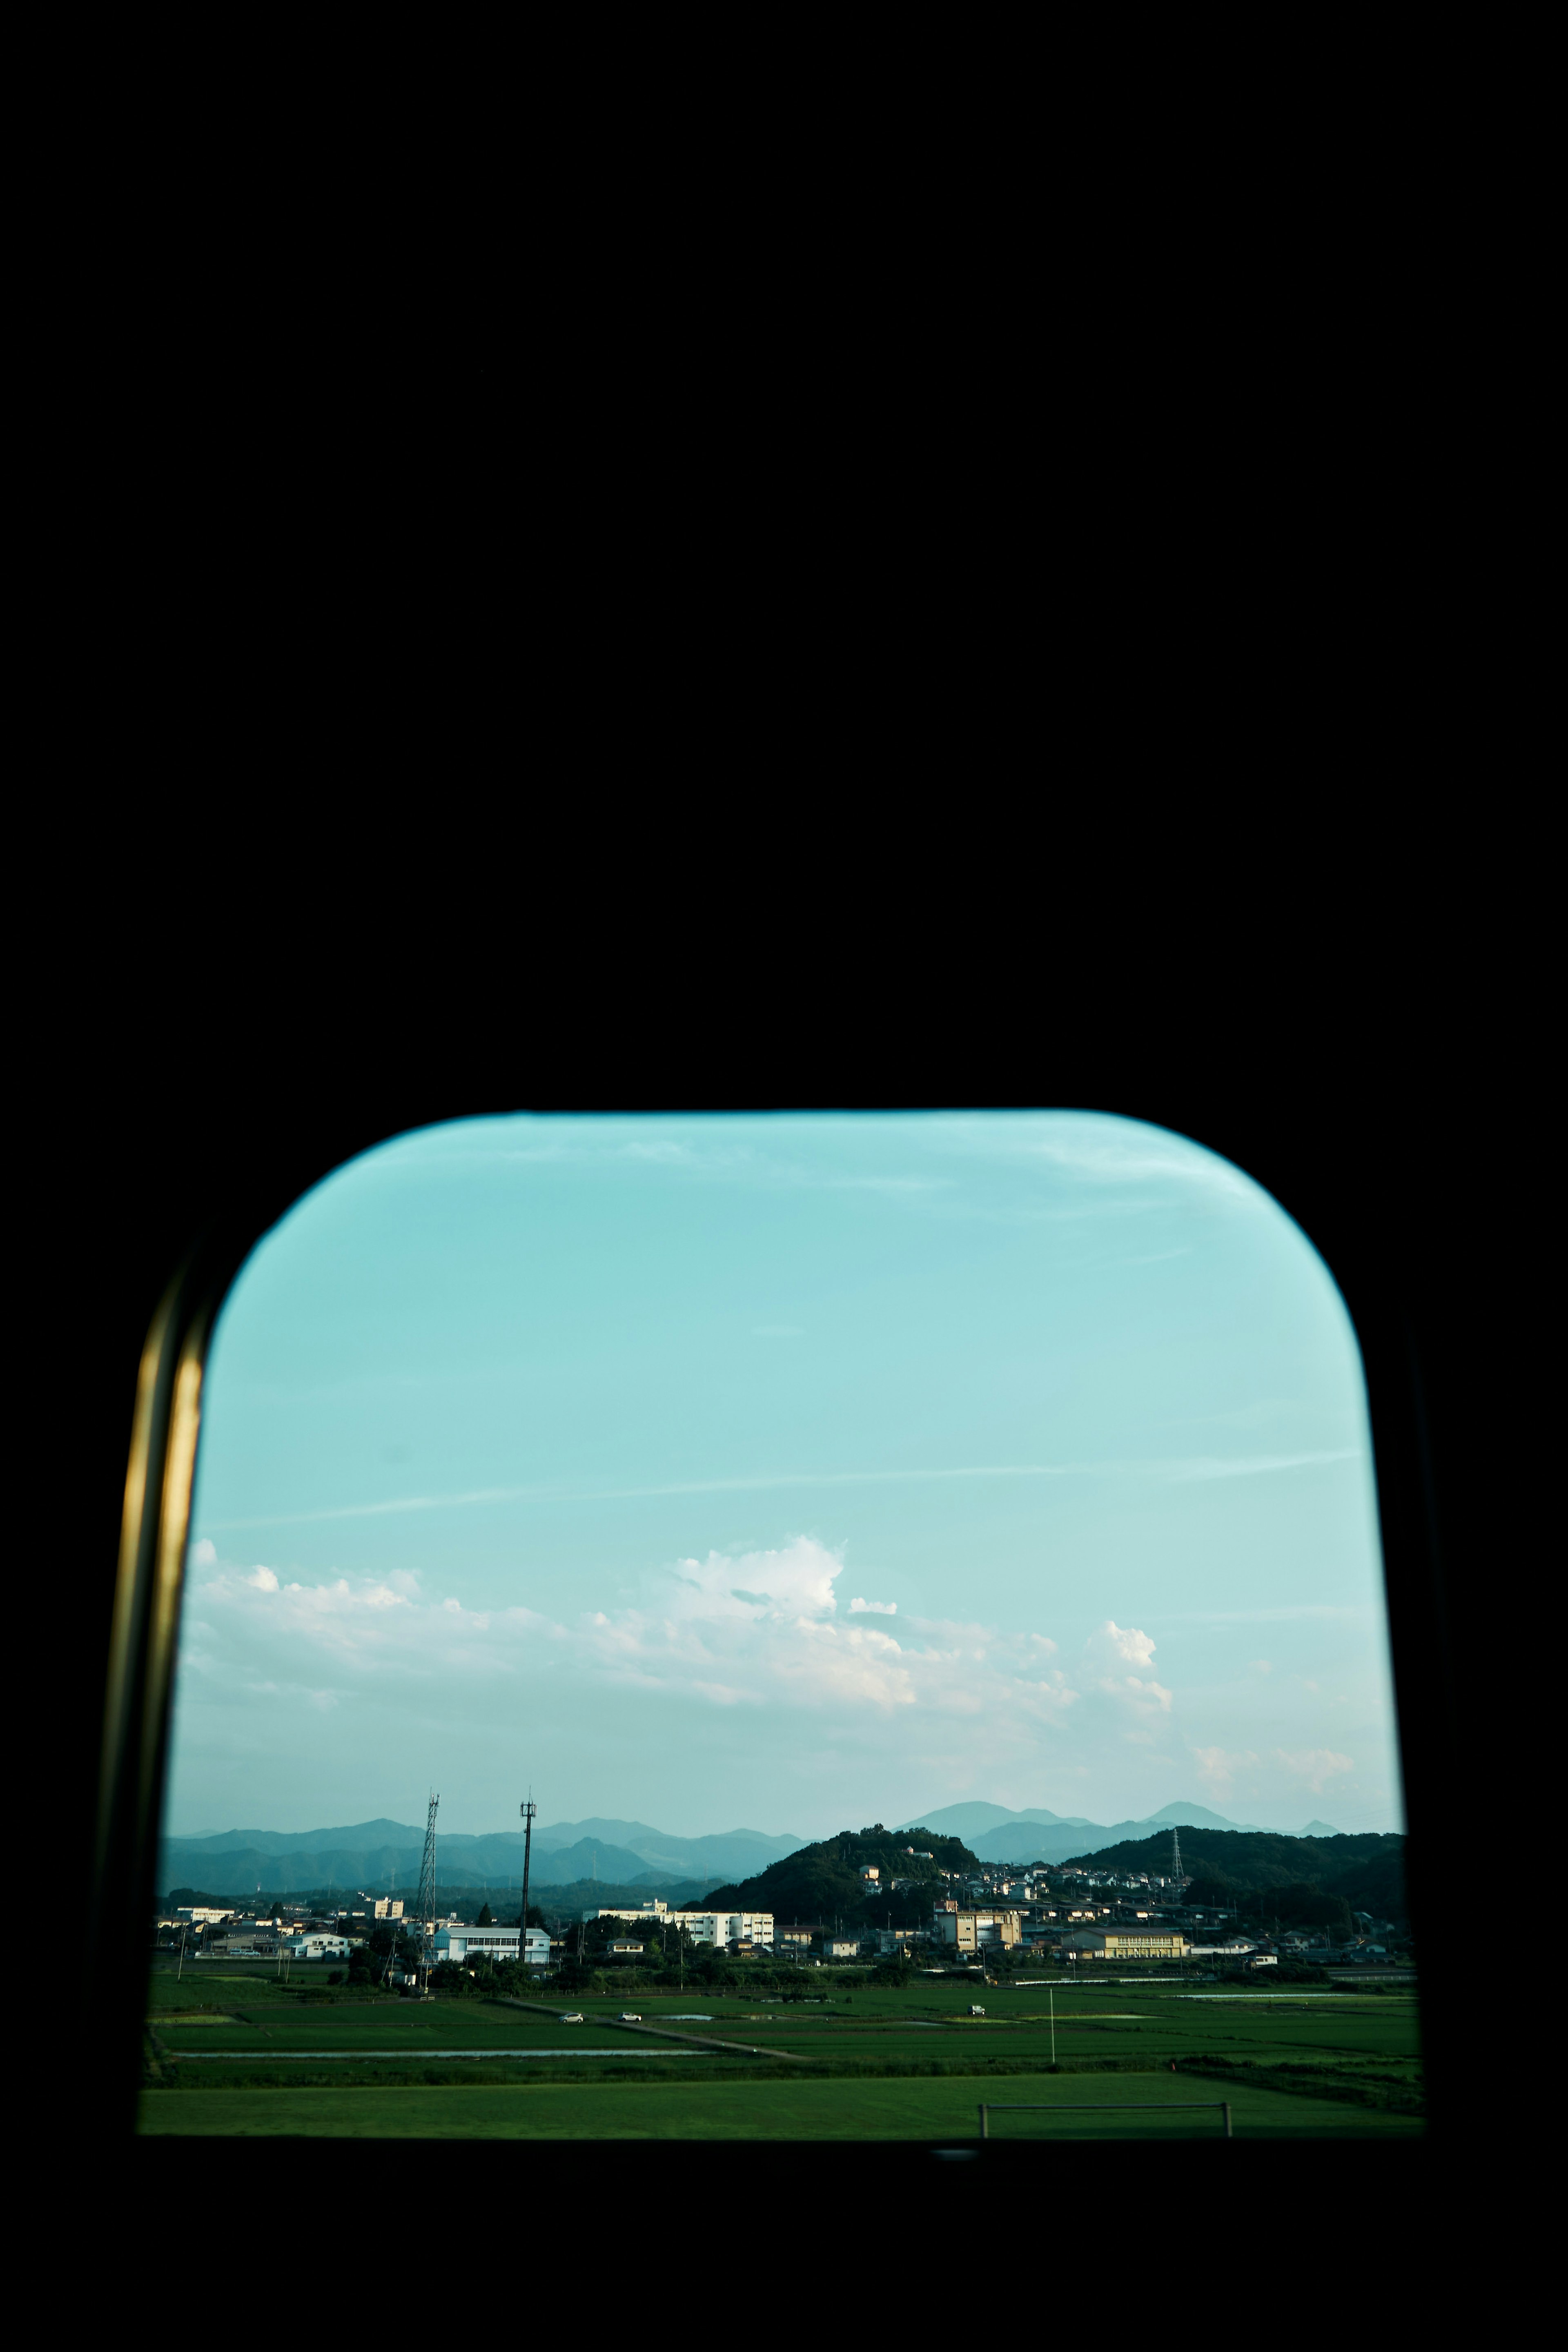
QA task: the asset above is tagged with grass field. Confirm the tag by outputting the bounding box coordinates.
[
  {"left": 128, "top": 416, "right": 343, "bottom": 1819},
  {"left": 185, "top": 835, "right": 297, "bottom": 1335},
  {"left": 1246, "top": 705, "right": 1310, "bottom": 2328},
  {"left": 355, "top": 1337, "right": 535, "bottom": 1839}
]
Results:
[
  {"left": 141, "top": 1967, "right": 1421, "bottom": 2136},
  {"left": 139, "top": 2072, "right": 1421, "bottom": 2140}
]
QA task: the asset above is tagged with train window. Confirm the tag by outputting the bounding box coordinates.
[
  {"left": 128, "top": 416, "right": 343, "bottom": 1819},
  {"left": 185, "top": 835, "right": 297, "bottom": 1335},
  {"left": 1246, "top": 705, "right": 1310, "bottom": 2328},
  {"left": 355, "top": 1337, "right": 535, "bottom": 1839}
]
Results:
[{"left": 141, "top": 1112, "right": 1414, "bottom": 2143}]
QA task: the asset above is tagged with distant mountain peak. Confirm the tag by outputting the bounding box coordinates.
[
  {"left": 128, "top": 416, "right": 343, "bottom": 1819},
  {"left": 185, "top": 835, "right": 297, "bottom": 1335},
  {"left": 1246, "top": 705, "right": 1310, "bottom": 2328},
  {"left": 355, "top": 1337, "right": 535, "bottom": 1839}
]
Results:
[{"left": 1139, "top": 1801, "right": 1261, "bottom": 1832}]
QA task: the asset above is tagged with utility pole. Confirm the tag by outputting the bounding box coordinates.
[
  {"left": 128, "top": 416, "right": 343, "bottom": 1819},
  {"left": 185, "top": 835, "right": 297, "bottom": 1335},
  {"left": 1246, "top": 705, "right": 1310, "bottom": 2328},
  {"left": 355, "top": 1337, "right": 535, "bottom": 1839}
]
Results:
[{"left": 519, "top": 1793, "right": 537, "bottom": 1969}]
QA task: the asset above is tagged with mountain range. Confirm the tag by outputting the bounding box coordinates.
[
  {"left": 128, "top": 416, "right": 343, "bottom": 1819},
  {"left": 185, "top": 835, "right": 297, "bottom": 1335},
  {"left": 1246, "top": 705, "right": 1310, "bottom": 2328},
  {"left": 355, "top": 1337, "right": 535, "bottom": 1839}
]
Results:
[
  {"left": 159, "top": 1800, "right": 1342, "bottom": 1898},
  {"left": 893, "top": 1800, "right": 1328, "bottom": 1864},
  {"left": 158, "top": 1817, "right": 804, "bottom": 1898}
]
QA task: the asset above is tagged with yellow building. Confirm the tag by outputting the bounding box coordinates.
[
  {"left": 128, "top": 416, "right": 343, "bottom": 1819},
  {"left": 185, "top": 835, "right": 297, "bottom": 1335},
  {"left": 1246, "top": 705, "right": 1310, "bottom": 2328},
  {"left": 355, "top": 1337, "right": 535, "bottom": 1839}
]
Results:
[{"left": 1062, "top": 1927, "right": 1189, "bottom": 1958}]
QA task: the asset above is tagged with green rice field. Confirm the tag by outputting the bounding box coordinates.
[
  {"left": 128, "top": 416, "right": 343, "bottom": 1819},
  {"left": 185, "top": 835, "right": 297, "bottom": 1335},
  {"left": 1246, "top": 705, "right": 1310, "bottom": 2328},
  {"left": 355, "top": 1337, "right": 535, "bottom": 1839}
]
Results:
[
  {"left": 141, "top": 1967, "right": 1421, "bottom": 2137},
  {"left": 140, "top": 2072, "right": 1419, "bottom": 2139}
]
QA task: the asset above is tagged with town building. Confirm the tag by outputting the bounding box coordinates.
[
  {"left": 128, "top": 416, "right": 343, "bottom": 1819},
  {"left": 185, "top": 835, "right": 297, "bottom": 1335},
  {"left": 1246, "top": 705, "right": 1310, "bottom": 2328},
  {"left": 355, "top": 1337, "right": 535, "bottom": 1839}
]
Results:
[
  {"left": 822, "top": 1937, "right": 861, "bottom": 1960},
  {"left": 285, "top": 1933, "right": 351, "bottom": 1960},
  {"left": 588, "top": 1900, "right": 670, "bottom": 1924},
  {"left": 670, "top": 1910, "right": 775, "bottom": 1949},
  {"left": 1060, "top": 1927, "right": 1190, "bottom": 1959},
  {"left": 938, "top": 1910, "right": 1022, "bottom": 1954},
  {"left": 431, "top": 1924, "right": 550, "bottom": 1965}
]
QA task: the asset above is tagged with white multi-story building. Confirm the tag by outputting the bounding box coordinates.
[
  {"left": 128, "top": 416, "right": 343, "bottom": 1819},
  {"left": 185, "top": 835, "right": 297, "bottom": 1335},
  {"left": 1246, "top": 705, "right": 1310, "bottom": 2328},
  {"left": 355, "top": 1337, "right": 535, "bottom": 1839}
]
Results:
[
  {"left": 285, "top": 1933, "right": 351, "bottom": 1960},
  {"left": 584, "top": 1901, "right": 669, "bottom": 1925},
  {"left": 672, "top": 1910, "right": 775, "bottom": 1949},
  {"left": 432, "top": 1924, "right": 550, "bottom": 1965}
]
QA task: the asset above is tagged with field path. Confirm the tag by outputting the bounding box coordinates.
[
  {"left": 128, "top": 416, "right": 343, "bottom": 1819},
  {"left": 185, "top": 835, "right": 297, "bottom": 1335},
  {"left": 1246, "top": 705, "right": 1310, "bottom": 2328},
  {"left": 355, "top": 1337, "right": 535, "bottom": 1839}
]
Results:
[{"left": 498, "top": 1998, "right": 815, "bottom": 2062}]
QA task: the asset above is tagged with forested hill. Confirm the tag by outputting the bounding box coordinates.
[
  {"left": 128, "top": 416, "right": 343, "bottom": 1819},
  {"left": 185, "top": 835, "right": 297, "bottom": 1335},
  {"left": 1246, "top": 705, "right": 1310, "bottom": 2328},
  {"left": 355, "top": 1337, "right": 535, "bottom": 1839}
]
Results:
[
  {"left": 683, "top": 1825, "right": 980, "bottom": 1929},
  {"left": 1066, "top": 1829, "right": 1406, "bottom": 1919}
]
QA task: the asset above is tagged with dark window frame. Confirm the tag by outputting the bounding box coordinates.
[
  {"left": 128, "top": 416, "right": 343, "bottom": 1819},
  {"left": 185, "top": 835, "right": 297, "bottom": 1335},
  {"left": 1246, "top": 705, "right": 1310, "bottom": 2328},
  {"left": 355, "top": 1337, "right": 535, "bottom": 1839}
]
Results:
[{"left": 79, "top": 1087, "right": 1466, "bottom": 2161}]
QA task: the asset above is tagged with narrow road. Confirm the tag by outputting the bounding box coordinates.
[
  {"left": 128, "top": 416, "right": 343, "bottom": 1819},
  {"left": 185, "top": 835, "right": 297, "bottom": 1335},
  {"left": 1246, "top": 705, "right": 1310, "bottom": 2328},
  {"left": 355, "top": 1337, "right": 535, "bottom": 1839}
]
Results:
[
  {"left": 498, "top": 1999, "right": 815, "bottom": 2062},
  {"left": 156, "top": 2047, "right": 706, "bottom": 2062}
]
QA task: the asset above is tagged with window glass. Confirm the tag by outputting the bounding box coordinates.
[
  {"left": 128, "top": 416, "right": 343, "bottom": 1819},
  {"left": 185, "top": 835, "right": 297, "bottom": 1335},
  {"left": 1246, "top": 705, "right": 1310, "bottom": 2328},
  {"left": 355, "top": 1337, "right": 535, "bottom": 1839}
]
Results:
[{"left": 148, "top": 1114, "right": 1414, "bottom": 2143}]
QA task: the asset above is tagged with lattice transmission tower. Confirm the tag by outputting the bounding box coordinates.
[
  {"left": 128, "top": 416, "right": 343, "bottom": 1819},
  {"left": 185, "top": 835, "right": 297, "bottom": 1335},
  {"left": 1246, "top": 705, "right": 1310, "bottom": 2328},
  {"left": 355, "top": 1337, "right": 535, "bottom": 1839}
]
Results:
[
  {"left": 416, "top": 1792, "right": 440, "bottom": 1980},
  {"left": 1172, "top": 1828, "right": 1183, "bottom": 1885}
]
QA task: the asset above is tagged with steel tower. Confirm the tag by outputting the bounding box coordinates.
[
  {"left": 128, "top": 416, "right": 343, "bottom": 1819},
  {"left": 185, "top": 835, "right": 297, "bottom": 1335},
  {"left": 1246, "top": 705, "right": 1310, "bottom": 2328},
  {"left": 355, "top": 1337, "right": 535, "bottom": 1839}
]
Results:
[
  {"left": 519, "top": 1794, "right": 537, "bottom": 1957},
  {"left": 416, "top": 1793, "right": 440, "bottom": 1984},
  {"left": 1172, "top": 1828, "right": 1184, "bottom": 1885}
]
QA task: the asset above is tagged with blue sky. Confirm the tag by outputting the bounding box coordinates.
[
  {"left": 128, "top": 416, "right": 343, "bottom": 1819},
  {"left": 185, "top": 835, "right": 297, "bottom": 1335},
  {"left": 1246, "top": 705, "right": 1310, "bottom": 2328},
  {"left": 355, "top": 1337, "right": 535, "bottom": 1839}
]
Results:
[{"left": 166, "top": 1114, "right": 1404, "bottom": 1842}]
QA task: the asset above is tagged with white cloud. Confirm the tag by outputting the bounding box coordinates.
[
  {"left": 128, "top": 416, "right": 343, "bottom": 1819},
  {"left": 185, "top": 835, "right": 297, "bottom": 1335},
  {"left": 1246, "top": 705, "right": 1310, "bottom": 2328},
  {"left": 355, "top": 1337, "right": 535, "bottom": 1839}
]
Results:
[
  {"left": 1274, "top": 1747, "right": 1354, "bottom": 1792},
  {"left": 973, "top": 1120, "right": 1257, "bottom": 1200},
  {"left": 191, "top": 1537, "right": 217, "bottom": 1566},
  {"left": 195, "top": 1450, "right": 1363, "bottom": 1539},
  {"left": 175, "top": 1538, "right": 1376, "bottom": 1820},
  {"left": 176, "top": 1537, "right": 1100, "bottom": 1740},
  {"left": 1078, "top": 1622, "right": 1172, "bottom": 1742},
  {"left": 1092, "top": 1621, "right": 1158, "bottom": 1671},
  {"left": 1168, "top": 1451, "right": 1360, "bottom": 1482},
  {"left": 1249, "top": 1659, "right": 1272, "bottom": 1675},
  {"left": 1192, "top": 1745, "right": 1259, "bottom": 1796}
]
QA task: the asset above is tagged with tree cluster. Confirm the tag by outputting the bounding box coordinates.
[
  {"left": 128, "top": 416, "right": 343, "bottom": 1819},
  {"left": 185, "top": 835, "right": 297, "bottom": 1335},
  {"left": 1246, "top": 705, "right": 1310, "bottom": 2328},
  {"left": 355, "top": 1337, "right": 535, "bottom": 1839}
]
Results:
[
  {"left": 679, "top": 1824, "right": 980, "bottom": 1935},
  {"left": 1064, "top": 1829, "right": 1406, "bottom": 1922}
]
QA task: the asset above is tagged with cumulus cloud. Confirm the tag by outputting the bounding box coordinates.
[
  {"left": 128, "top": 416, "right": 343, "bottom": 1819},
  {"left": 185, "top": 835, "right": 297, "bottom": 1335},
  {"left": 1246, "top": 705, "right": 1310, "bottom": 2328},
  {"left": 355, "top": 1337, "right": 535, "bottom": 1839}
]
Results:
[
  {"left": 1275, "top": 1747, "right": 1354, "bottom": 1792},
  {"left": 1192, "top": 1745, "right": 1259, "bottom": 1795},
  {"left": 1079, "top": 1621, "right": 1171, "bottom": 1740},
  {"left": 191, "top": 1537, "right": 217, "bottom": 1566},
  {"left": 173, "top": 1539, "right": 1370, "bottom": 1819},
  {"left": 178, "top": 1537, "right": 1096, "bottom": 1738},
  {"left": 1094, "top": 1621, "right": 1158, "bottom": 1671}
]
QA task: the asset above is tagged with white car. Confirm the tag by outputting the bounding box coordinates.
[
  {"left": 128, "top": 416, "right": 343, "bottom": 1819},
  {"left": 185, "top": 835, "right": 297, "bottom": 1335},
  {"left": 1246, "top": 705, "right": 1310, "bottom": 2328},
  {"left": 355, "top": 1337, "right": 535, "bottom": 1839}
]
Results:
[
  {"left": 619, "top": 2011, "right": 642, "bottom": 2022},
  {"left": 559, "top": 2011, "right": 585, "bottom": 2024}
]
